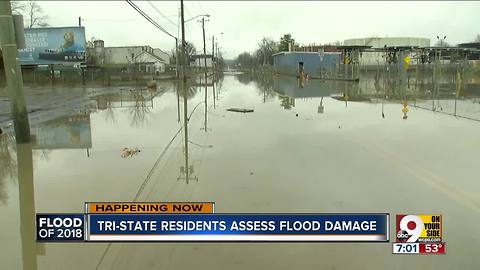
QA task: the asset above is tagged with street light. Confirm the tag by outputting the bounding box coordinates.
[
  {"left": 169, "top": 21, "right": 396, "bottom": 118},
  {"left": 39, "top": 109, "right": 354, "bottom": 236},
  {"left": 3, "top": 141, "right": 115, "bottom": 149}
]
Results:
[
  {"left": 436, "top": 35, "right": 447, "bottom": 47},
  {"left": 185, "top": 14, "right": 210, "bottom": 23}
]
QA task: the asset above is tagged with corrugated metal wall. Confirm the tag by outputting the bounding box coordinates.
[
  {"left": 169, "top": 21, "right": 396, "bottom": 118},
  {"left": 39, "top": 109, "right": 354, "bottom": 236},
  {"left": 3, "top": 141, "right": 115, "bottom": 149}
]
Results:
[{"left": 273, "top": 52, "right": 341, "bottom": 76}]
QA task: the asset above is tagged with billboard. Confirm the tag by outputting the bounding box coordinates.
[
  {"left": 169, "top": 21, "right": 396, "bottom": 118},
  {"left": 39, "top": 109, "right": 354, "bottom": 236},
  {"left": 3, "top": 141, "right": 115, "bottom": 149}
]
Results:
[{"left": 18, "top": 27, "right": 86, "bottom": 65}]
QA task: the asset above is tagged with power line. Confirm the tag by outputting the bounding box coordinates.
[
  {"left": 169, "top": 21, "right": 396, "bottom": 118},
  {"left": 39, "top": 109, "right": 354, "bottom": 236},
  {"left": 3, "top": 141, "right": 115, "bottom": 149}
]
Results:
[
  {"left": 82, "top": 18, "right": 140, "bottom": 22},
  {"left": 147, "top": 0, "right": 177, "bottom": 27},
  {"left": 125, "top": 0, "right": 176, "bottom": 40},
  {"left": 197, "top": 1, "right": 204, "bottom": 14},
  {"left": 184, "top": 4, "right": 193, "bottom": 18}
]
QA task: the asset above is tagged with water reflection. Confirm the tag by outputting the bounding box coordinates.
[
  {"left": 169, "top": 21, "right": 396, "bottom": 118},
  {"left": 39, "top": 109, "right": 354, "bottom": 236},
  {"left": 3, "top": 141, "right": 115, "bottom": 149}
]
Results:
[
  {"left": 177, "top": 78, "right": 197, "bottom": 184},
  {"left": 31, "top": 114, "right": 92, "bottom": 150},
  {"left": 16, "top": 143, "right": 41, "bottom": 270},
  {"left": 258, "top": 72, "right": 480, "bottom": 121},
  {"left": 92, "top": 88, "right": 159, "bottom": 127},
  {"left": 0, "top": 133, "right": 16, "bottom": 204}
]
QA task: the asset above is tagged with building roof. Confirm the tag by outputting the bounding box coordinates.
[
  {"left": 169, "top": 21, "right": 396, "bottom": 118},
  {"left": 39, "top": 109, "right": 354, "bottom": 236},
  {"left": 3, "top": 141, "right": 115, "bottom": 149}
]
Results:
[
  {"left": 134, "top": 51, "right": 166, "bottom": 63},
  {"left": 104, "top": 45, "right": 152, "bottom": 49},
  {"left": 458, "top": 42, "right": 480, "bottom": 48},
  {"left": 190, "top": 54, "right": 214, "bottom": 59},
  {"left": 272, "top": 51, "right": 341, "bottom": 57},
  {"left": 335, "top": 45, "right": 372, "bottom": 49}
]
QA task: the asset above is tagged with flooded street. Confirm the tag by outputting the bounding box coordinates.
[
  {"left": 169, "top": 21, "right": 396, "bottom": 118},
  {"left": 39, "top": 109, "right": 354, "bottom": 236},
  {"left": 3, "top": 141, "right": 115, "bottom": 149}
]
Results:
[{"left": 1, "top": 74, "right": 480, "bottom": 269}]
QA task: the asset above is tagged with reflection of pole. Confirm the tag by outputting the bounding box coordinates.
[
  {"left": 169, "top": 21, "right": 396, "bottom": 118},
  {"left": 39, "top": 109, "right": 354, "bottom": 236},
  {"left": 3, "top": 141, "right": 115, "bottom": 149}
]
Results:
[
  {"left": 0, "top": 1, "right": 31, "bottom": 143},
  {"left": 180, "top": 0, "right": 189, "bottom": 183},
  {"left": 17, "top": 143, "right": 39, "bottom": 270},
  {"left": 182, "top": 82, "right": 189, "bottom": 183},
  {"left": 204, "top": 73, "right": 208, "bottom": 132},
  {"left": 212, "top": 78, "right": 216, "bottom": 109}
]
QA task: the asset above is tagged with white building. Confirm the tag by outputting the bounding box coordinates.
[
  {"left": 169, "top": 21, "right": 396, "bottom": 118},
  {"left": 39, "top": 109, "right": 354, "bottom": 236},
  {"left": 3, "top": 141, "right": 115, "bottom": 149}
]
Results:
[
  {"left": 134, "top": 51, "right": 165, "bottom": 74},
  {"left": 344, "top": 37, "right": 430, "bottom": 48},
  {"left": 102, "top": 45, "right": 168, "bottom": 74},
  {"left": 153, "top": 48, "right": 170, "bottom": 63},
  {"left": 344, "top": 37, "right": 430, "bottom": 66}
]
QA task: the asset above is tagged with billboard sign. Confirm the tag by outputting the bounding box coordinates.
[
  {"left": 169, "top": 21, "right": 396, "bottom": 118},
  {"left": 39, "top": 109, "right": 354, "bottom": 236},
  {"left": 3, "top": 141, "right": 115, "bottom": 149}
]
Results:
[{"left": 18, "top": 27, "right": 86, "bottom": 65}]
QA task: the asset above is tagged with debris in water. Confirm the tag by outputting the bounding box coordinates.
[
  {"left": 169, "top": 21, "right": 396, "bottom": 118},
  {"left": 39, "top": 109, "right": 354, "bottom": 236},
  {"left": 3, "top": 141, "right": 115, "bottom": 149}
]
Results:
[
  {"left": 121, "top": 147, "right": 141, "bottom": 158},
  {"left": 227, "top": 108, "right": 254, "bottom": 113}
]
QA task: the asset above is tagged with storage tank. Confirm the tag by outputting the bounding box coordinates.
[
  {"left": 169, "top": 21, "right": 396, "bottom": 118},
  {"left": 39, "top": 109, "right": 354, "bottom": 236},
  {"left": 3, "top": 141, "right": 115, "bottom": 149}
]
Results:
[{"left": 94, "top": 40, "right": 105, "bottom": 65}]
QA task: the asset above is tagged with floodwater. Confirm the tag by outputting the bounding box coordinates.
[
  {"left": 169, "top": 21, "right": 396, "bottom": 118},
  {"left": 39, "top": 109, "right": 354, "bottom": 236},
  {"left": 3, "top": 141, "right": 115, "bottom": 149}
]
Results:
[{"left": 1, "top": 72, "right": 480, "bottom": 269}]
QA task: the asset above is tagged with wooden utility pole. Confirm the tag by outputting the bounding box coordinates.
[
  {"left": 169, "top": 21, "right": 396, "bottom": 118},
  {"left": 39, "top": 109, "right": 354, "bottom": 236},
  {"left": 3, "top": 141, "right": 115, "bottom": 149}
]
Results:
[
  {"left": 180, "top": 0, "right": 190, "bottom": 183},
  {"left": 201, "top": 17, "right": 207, "bottom": 72},
  {"left": 212, "top": 35, "right": 215, "bottom": 74},
  {"left": 201, "top": 17, "right": 208, "bottom": 132},
  {"left": 0, "top": 0, "right": 30, "bottom": 142}
]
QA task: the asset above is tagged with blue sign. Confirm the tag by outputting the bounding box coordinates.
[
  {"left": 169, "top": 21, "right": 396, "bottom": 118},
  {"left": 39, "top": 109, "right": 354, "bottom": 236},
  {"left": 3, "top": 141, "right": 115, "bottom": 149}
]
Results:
[
  {"left": 87, "top": 214, "right": 389, "bottom": 242},
  {"left": 18, "top": 27, "right": 86, "bottom": 65},
  {"left": 36, "top": 214, "right": 85, "bottom": 242}
]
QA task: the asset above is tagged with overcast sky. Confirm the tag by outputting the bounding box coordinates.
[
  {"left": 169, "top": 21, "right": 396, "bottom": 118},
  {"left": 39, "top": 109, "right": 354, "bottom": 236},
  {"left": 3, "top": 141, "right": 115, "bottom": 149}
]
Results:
[{"left": 38, "top": 1, "right": 480, "bottom": 59}]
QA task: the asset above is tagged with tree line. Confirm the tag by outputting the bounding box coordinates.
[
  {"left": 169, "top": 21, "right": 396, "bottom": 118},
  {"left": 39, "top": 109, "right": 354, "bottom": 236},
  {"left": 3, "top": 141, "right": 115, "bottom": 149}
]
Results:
[
  {"left": 236, "top": 33, "right": 480, "bottom": 68},
  {"left": 234, "top": 34, "right": 294, "bottom": 68}
]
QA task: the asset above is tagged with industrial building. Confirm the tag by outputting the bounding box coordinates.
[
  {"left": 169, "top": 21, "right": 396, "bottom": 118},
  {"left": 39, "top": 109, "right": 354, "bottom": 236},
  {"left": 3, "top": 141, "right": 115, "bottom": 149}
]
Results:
[
  {"left": 344, "top": 37, "right": 430, "bottom": 48},
  {"left": 343, "top": 37, "right": 431, "bottom": 66},
  {"left": 272, "top": 52, "right": 341, "bottom": 77},
  {"left": 87, "top": 41, "right": 169, "bottom": 74}
]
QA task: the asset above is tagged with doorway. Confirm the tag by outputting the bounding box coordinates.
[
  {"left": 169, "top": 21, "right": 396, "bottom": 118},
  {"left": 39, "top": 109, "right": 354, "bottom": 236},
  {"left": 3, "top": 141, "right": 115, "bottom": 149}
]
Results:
[{"left": 298, "top": 62, "right": 304, "bottom": 75}]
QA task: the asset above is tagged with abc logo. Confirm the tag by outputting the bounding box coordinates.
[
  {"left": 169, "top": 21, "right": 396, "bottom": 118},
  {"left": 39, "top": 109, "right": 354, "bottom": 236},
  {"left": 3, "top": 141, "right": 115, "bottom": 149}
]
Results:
[{"left": 396, "top": 230, "right": 410, "bottom": 240}]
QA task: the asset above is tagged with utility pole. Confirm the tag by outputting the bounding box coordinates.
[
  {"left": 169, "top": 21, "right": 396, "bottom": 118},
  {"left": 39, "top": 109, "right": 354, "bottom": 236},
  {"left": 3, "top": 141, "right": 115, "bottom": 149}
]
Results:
[
  {"left": 212, "top": 35, "right": 215, "bottom": 75},
  {"left": 78, "top": 16, "right": 81, "bottom": 27},
  {"left": 201, "top": 17, "right": 207, "bottom": 133},
  {"left": 180, "top": 0, "right": 186, "bottom": 80},
  {"left": 215, "top": 42, "right": 219, "bottom": 72},
  {"left": 180, "top": 0, "right": 194, "bottom": 183},
  {"left": 0, "top": 0, "right": 31, "bottom": 142},
  {"left": 201, "top": 17, "right": 208, "bottom": 72},
  {"left": 175, "top": 37, "right": 179, "bottom": 78}
]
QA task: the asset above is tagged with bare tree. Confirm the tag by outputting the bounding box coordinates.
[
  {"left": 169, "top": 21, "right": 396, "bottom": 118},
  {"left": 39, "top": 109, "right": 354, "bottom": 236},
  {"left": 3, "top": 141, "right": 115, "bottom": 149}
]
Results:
[
  {"left": 25, "top": 0, "right": 49, "bottom": 28},
  {"left": 256, "top": 37, "right": 278, "bottom": 65},
  {"left": 86, "top": 36, "right": 98, "bottom": 48},
  {"left": 10, "top": 0, "right": 26, "bottom": 15}
]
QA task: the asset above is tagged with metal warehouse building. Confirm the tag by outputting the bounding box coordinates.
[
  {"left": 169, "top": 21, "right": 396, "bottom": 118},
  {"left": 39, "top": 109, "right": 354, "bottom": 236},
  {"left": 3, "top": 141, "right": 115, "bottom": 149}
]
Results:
[
  {"left": 342, "top": 37, "right": 431, "bottom": 66},
  {"left": 272, "top": 52, "right": 341, "bottom": 77},
  {"left": 344, "top": 37, "right": 430, "bottom": 48}
]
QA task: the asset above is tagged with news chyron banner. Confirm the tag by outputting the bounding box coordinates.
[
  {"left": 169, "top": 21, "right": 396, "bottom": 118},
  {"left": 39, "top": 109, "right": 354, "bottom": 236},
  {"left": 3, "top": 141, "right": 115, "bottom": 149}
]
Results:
[
  {"left": 36, "top": 202, "right": 389, "bottom": 242},
  {"left": 392, "top": 214, "right": 446, "bottom": 254}
]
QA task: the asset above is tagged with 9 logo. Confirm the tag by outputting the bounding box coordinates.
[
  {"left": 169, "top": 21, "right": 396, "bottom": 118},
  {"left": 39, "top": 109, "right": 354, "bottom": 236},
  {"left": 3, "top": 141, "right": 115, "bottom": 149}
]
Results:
[{"left": 397, "top": 215, "right": 424, "bottom": 242}]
